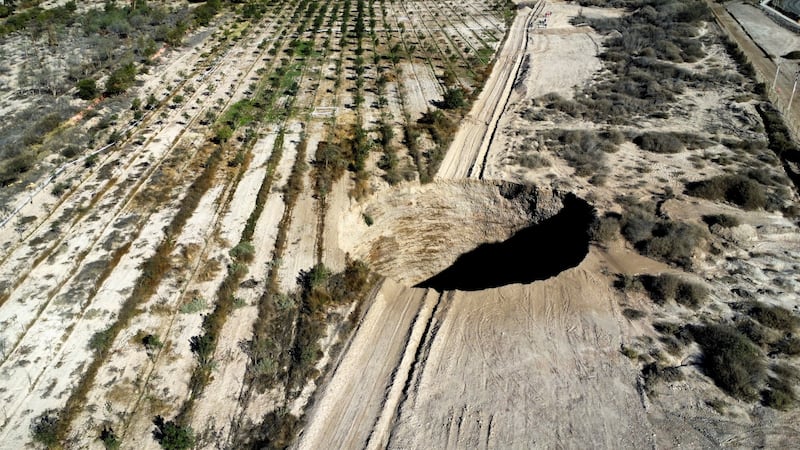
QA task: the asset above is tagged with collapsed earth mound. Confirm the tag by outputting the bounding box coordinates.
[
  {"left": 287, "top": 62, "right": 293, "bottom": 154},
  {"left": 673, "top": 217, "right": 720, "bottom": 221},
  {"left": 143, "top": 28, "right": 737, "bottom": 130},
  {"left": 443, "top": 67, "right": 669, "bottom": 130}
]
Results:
[{"left": 340, "top": 180, "right": 594, "bottom": 290}]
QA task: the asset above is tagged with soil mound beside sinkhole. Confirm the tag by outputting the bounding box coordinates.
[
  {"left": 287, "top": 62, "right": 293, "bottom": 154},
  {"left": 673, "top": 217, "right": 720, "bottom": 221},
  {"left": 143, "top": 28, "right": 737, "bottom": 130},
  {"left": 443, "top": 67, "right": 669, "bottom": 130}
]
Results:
[{"left": 339, "top": 180, "right": 594, "bottom": 289}]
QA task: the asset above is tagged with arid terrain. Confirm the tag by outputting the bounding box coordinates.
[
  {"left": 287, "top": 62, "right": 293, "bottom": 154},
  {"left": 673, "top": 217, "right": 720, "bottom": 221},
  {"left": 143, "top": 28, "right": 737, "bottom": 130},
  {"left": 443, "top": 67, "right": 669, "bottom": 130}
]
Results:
[{"left": 1, "top": 0, "right": 800, "bottom": 449}]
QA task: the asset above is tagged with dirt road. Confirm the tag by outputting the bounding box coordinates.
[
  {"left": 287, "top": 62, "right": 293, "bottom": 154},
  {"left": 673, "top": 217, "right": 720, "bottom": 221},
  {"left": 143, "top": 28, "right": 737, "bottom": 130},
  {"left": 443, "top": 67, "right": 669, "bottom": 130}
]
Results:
[
  {"left": 436, "top": 2, "right": 543, "bottom": 180},
  {"left": 297, "top": 251, "right": 655, "bottom": 449},
  {"left": 710, "top": 1, "right": 800, "bottom": 137}
]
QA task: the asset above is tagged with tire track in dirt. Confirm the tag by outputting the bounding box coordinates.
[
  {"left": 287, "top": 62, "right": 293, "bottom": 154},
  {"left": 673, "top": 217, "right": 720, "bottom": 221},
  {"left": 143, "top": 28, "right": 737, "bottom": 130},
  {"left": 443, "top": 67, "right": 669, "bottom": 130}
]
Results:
[
  {"left": 436, "top": 1, "right": 542, "bottom": 180},
  {"left": 295, "top": 280, "right": 434, "bottom": 450}
]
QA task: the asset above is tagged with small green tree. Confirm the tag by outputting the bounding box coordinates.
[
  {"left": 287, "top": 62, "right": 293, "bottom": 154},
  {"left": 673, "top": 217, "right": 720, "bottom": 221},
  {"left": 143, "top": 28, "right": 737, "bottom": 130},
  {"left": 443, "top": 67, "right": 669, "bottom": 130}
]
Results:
[
  {"left": 441, "top": 86, "right": 465, "bottom": 109},
  {"left": 105, "top": 63, "right": 137, "bottom": 96},
  {"left": 100, "top": 426, "right": 120, "bottom": 450},
  {"left": 153, "top": 416, "right": 195, "bottom": 450},
  {"left": 30, "top": 411, "right": 60, "bottom": 447},
  {"left": 76, "top": 78, "right": 98, "bottom": 100}
]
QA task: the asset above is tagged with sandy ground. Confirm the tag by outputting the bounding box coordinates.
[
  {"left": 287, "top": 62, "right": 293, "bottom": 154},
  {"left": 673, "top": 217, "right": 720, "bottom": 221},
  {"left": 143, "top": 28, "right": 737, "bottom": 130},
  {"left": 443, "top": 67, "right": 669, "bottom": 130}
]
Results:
[
  {"left": 8, "top": 0, "right": 799, "bottom": 448},
  {"left": 0, "top": 7, "right": 290, "bottom": 446},
  {"left": 338, "top": 180, "right": 560, "bottom": 285},
  {"left": 277, "top": 121, "right": 321, "bottom": 293},
  {"left": 388, "top": 251, "right": 653, "bottom": 449},
  {"left": 298, "top": 1, "right": 800, "bottom": 448},
  {"left": 437, "top": 3, "right": 540, "bottom": 180},
  {"left": 713, "top": 1, "right": 800, "bottom": 136},
  {"left": 299, "top": 250, "right": 655, "bottom": 449}
]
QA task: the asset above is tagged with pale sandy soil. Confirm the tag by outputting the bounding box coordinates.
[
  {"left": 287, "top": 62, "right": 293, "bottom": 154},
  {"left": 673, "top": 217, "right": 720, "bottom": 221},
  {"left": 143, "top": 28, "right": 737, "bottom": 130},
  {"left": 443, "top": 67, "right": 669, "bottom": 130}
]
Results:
[
  {"left": 299, "top": 250, "right": 655, "bottom": 449},
  {"left": 437, "top": 3, "right": 538, "bottom": 180},
  {"left": 299, "top": 1, "right": 800, "bottom": 448},
  {"left": 0, "top": 7, "right": 287, "bottom": 446},
  {"left": 277, "top": 121, "right": 321, "bottom": 292},
  {"left": 388, "top": 251, "right": 653, "bottom": 449},
  {"left": 187, "top": 130, "right": 278, "bottom": 445}
]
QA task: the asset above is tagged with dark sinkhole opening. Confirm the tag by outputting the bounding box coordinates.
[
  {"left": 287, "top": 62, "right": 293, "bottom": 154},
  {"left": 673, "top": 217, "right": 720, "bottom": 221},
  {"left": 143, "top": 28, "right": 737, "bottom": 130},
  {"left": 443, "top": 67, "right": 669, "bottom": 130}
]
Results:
[{"left": 415, "top": 194, "right": 594, "bottom": 292}]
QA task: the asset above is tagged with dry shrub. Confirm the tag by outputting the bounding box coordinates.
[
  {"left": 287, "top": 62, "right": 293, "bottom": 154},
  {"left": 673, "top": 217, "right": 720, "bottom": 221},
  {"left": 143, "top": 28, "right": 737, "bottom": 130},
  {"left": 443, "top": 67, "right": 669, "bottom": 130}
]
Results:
[
  {"left": 640, "top": 273, "right": 711, "bottom": 308},
  {"left": 633, "top": 132, "right": 684, "bottom": 153},
  {"left": 642, "top": 362, "right": 684, "bottom": 395},
  {"left": 638, "top": 221, "right": 705, "bottom": 268},
  {"left": 747, "top": 303, "right": 799, "bottom": 332},
  {"left": 589, "top": 215, "right": 620, "bottom": 244},
  {"left": 686, "top": 174, "right": 767, "bottom": 210},
  {"left": 762, "top": 363, "right": 799, "bottom": 410},
  {"left": 690, "top": 323, "right": 765, "bottom": 401},
  {"left": 702, "top": 214, "right": 739, "bottom": 228},
  {"left": 197, "top": 258, "right": 221, "bottom": 282},
  {"left": 513, "top": 152, "right": 550, "bottom": 169}
]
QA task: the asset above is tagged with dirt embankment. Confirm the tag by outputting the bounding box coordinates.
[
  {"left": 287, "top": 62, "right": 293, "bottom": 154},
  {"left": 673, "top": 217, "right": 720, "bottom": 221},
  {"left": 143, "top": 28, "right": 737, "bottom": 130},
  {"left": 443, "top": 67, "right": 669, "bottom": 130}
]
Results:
[{"left": 339, "top": 180, "right": 563, "bottom": 285}]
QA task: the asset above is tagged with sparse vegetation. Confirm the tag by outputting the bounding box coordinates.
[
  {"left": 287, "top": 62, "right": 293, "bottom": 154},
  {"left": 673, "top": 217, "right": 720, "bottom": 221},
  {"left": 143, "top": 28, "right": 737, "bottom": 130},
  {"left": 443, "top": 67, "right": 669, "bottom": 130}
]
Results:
[
  {"left": 702, "top": 214, "right": 739, "bottom": 228},
  {"left": 639, "top": 273, "right": 708, "bottom": 308},
  {"left": 30, "top": 410, "right": 60, "bottom": 448},
  {"left": 690, "top": 324, "right": 765, "bottom": 401},
  {"left": 540, "top": 129, "right": 613, "bottom": 177},
  {"left": 619, "top": 199, "right": 706, "bottom": 268},
  {"left": 746, "top": 303, "right": 799, "bottom": 333}
]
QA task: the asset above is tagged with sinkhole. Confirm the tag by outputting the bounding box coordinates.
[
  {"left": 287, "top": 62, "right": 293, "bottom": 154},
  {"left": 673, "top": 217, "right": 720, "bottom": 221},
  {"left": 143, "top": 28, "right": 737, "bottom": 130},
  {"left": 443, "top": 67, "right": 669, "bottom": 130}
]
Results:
[{"left": 340, "top": 180, "right": 594, "bottom": 291}]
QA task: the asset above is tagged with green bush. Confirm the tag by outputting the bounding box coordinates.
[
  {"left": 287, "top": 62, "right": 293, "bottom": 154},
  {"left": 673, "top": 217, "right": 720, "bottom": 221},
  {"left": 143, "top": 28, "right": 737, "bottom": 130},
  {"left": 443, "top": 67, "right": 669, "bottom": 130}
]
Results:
[
  {"left": 30, "top": 410, "right": 60, "bottom": 447},
  {"left": 690, "top": 324, "right": 765, "bottom": 401},
  {"left": 229, "top": 241, "right": 255, "bottom": 262},
  {"left": 180, "top": 297, "right": 207, "bottom": 314},
  {"left": 214, "top": 124, "right": 233, "bottom": 143},
  {"left": 88, "top": 327, "right": 113, "bottom": 352},
  {"left": 141, "top": 334, "right": 164, "bottom": 352},
  {"left": 152, "top": 416, "right": 195, "bottom": 450},
  {"left": 441, "top": 87, "right": 465, "bottom": 109},
  {"left": 100, "top": 426, "right": 120, "bottom": 450},
  {"left": 105, "top": 63, "right": 137, "bottom": 96},
  {"left": 77, "top": 78, "right": 99, "bottom": 100}
]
